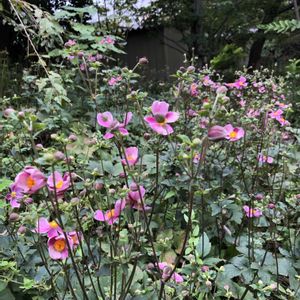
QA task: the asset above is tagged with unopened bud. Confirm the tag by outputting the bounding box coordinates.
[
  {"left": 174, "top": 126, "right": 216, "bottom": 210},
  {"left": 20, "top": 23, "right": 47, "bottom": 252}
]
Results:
[
  {"left": 139, "top": 57, "right": 149, "bottom": 65},
  {"left": 9, "top": 213, "right": 19, "bottom": 222}
]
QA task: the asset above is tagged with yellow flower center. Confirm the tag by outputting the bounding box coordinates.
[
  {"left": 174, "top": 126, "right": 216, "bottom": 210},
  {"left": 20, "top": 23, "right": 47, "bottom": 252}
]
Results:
[
  {"left": 55, "top": 180, "right": 63, "bottom": 189},
  {"left": 229, "top": 131, "right": 237, "bottom": 139},
  {"left": 49, "top": 220, "right": 58, "bottom": 228},
  {"left": 11, "top": 192, "right": 17, "bottom": 198},
  {"left": 106, "top": 209, "right": 115, "bottom": 219},
  {"left": 127, "top": 155, "right": 134, "bottom": 161},
  {"left": 53, "top": 239, "right": 66, "bottom": 252},
  {"left": 26, "top": 176, "right": 35, "bottom": 188}
]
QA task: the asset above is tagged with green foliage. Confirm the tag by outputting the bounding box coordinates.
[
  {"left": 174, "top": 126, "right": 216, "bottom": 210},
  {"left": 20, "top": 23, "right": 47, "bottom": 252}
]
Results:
[{"left": 259, "top": 19, "right": 300, "bottom": 33}]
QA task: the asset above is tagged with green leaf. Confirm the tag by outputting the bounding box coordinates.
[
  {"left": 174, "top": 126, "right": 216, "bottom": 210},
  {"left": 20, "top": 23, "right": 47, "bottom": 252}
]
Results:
[
  {"left": 0, "top": 178, "right": 12, "bottom": 192},
  {"left": 196, "top": 232, "right": 211, "bottom": 257}
]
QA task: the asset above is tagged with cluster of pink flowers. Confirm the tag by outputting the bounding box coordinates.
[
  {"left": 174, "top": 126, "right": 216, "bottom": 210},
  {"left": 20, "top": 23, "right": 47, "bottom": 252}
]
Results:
[
  {"left": 6, "top": 167, "right": 71, "bottom": 208},
  {"left": 258, "top": 153, "right": 273, "bottom": 164},
  {"left": 35, "top": 218, "right": 81, "bottom": 260},
  {"left": 243, "top": 205, "right": 262, "bottom": 218},
  {"left": 226, "top": 76, "right": 248, "bottom": 89},
  {"left": 158, "top": 262, "right": 184, "bottom": 283},
  {"left": 100, "top": 36, "right": 115, "bottom": 45},
  {"left": 97, "top": 112, "right": 132, "bottom": 139},
  {"left": 64, "top": 39, "right": 76, "bottom": 47},
  {"left": 208, "top": 124, "right": 245, "bottom": 142},
  {"left": 108, "top": 76, "right": 122, "bottom": 86},
  {"left": 94, "top": 182, "right": 150, "bottom": 225}
]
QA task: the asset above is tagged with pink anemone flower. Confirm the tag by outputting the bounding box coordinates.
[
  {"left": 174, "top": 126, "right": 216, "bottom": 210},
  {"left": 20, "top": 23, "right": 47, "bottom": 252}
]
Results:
[
  {"left": 275, "top": 102, "right": 289, "bottom": 109},
  {"left": 35, "top": 217, "right": 63, "bottom": 238},
  {"left": 97, "top": 112, "right": 132, "bottom": 140},
  {"left": 224, "top": 124, "right": 245, "bottom": 141},
  {"left": 276, "top": 116, "right": 290, "bottom": 126},
  {"left": 126, "top": 183, "right": 151, "bottom": 211},
  {"left": 94, "top": 199, "right": 126, "bottom": 225},
  {"left": 258, "top": 153, "right": 274, "bottom": 164},
  {"left": 47, "top": 171, "right": 70, "bottom": 194},
  {"left": 226, "top": 76, "right": 248, "bottom": 89},
  {"left": 269, "top": 109, "right": 283, "bottom": 119},
  {"left": 190, "top": 83, "right": 199, "bottom": 96},
  {"left": 121, "top": 147, "right": 139, "bottom": 166},
  {"left": 203, "top": 76, "right": 214, "bottom": 87},
  {"left": 208, "top": 125, "right": 227, "bottom": 141},
  {"left": 243, "top": 205, "right": 262, "bottom": 218},
  {"left": 158, "top": 262, "right": 184, "bottom": 283},
  {"left": 144, "top": 101, "right": 179, "bottom": 135},
  {"left": 67, "top": 231, "right": 82, "bottom": 249},
  {"left": 6, "top": 183, "right": 24, "bottom": 208},
  {"left": 14, "top": 166, "right": 46, "bottom": 194},
  {"left": 48, "top": 234, "right": 72, "bottom": 260}
]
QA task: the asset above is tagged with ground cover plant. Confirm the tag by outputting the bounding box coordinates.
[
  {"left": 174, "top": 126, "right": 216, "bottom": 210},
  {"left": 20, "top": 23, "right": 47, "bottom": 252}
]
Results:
[{"left": 0, "top": 1, "right": 300, "bottom": 300}]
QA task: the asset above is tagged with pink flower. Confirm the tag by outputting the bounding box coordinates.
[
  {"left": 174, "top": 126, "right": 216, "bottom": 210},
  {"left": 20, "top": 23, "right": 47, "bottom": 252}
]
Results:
[
  {"left": 247, "top": 109, "right": 260, "bottom": 118},
  {"left": 48, "top": 234, "right": 72, "bottom": 260},
  {"left": 108, "top": 76, "right": 122, "bottom": 86},
  {"left": 158, "top": 262, "right": 184, "bottom": 283},
  {"left": 190, "top": 83, "right": 199, "bottom": 96},
  {"left": 126, "top": 183, "right": 150, "bottom": 211},
  {"left": 64, "top": 39, "right": 76, "bottom": 47},
  {"left": 6, "top": 183, "right": 24, "bottom": 208},
  {"left": 197, "top": 117, "right": 208, "bottom": 129},
  {"left": 203, "top": 76, "right": 214, "bottom": 87},
  {"left": 35, "top": 217, "right": 63, "bottom": 238},
  {"left": 47, "top": 171, "right": 70, "bottom": 194},
  {"left": 275, "top": 102, "right": 289, "bottom": 109},
  {"left": 258, "top": 153, "right": 274, "bottom": 164},
  {"left": 226, "top": 76, "right": 248, "bottom": 89},
  {"left": 208, "top": 125, "right": 227, "bottom": 141},
  {"left": 269, "top": 109, "right": 283, "bottom": 119},
  {"left": 188, "top": 109, "right": 197, "bottom": 117},
  {"left": 94, "top": 199, "right": 126, "bottom": 225},
  {"left": 276, "top": 116, "right": 290, "bottom": 126},
  {"left": 97, "top": 112, "right": 132, "bottom": 139},
  {"left": 67, "top": 231, "right": 82, "bottom": 249},
  {"left": 100, "top": 36, "right": 115, "bottom": 45},
  {"left": 144, "top": 101, "right": 179, "bottom": 135},
  {"left": 239, "top": 99, "right": 246, "bottom": 107},
  {"left": 14, "top": 166, "right": 46, "bottom": 194},
  {"left": 193, "top": 153, "right": 201, "bottom": 164},
  {"left": 243, "top": 205, "right": 262, "bottom": 218},
  {"left": 224, "top": 124, "right": 245, "bottom": 141},
  {"left": 121, "top": 147, "right": 138, "bottom": 166}
]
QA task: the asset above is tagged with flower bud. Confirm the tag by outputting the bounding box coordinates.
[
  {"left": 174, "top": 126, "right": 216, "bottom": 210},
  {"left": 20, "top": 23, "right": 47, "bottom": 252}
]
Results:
[
  {"left": 201, "top": 265, "right": 209, "bottom": 272},
  {"left": 208, "top": 125, "right": 227, "bottom": 141},
  {"left": 18, "top": 225, "right": 26, "bottom": 234},
  {"left": 54, "top": 151, "right": 65, "bottom": 161},
  {"left": 36, "top": 144, "right": 44, "bottom": 150},
  {"left": 4, "top": 108, "right": 15, "bottom": 118},
  {"left": 9, "top": 213, "right": 19, "bottom": 222},
  {"left": 205, "top": 280, "right": 212, "bottom": 288},
  {"left": 17, "top": 111, "right": 25, "bottom": 119},
  {"left": 68, "top": 134, "right": 77, "bottom": 142},
  {"left": 139, "top": 57, "right": 149, "bottom": 65},
  {"left": 109, "top": 188, "right": 116, "bottom": 195},
  {"left": 187, "top": 66, "right": 195, "bottom": 73},
  {"left": 255, "top": 193, "right": 264, "bottom": 200},
  {"left": 94, "top": 181, "right": 104, "bottom": 191},
  {"left": 216, "top": 86, "right": 228, "bottom": 95},
  {"left": 268, "top": 203, "right": 275, "bottom": 209},
  {"left": 144, "top": 133, "right": 151, "bottom": 140}
]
